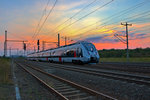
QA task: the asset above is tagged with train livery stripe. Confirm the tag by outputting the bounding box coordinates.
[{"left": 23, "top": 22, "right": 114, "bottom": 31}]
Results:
[
  {"left": 74, "top": 51, "right": 76, "bottom": 57},
  {"left": 59, "top": 57, "right": 61, "bottom": 62}
]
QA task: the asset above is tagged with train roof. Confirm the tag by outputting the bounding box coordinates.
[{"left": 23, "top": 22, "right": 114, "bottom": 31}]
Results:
[{"left": 28, "top": 41, "right": 90, "bottom": 55}]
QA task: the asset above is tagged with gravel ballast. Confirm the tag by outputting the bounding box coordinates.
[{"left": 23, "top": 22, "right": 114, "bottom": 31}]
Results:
[
  {"left": 27, "top": 61, "right": 150, "bottom": 100},
  {"left": 14, "top": 62, "right": 56, "bottom": 100}
]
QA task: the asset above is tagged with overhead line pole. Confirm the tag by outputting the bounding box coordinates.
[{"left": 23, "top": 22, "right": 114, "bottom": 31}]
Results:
[
  {"left": 4, "top": 30, "right": 7, "bottom": 57},
  {"left": 65, "top": 37, "right": 67, "bottom": 46},
  {"left": 37, "top": 39, "right": 40, "bottom": 52},
  {"left": 121, "top": 22, "right": 132, "bottom": 62},
  {"left": 58, "top": 33, "right": 60, "bottom": 47}
]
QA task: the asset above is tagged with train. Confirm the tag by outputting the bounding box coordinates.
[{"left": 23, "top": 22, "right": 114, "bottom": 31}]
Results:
[{"left": 27, "top": 41, "right": 100, "bottom": 64}]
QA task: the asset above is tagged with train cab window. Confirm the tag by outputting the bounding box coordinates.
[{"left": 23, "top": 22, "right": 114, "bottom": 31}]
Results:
[{"left": 83, "top": 43, "right": 96, "bottom": 52}]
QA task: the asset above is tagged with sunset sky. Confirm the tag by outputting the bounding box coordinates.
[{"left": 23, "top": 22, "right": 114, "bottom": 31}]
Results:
[{"left": 0, "top": 0, "right": 150, "bottom": 56}]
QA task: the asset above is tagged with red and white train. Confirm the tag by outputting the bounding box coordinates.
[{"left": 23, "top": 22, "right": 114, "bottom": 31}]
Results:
[{"left": 27, "top": 41, "right": 99, "bottom": 64}]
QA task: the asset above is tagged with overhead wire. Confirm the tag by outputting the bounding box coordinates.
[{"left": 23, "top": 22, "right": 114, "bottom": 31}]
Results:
[
  {"left": 38, "top": 0, "right": 99, "bottom": 41},
  {"left": 74, "top": 9, "right": 150, "bottom": 42},
  {"left": 28, "top": 0, "right": 58, "bottom": 51},
  {"left": 40, "top": 0, "right": 102, "bottom": 40},
  {"left": 70, "top": 0, "right": 150, "bottom": 39},
  {"left": 33, "top": 0, "right": 58, "bottom": 41},
  {"left": 28, "top": 0, "right": 150, "bottom": 50},
  {"left": 55, "top": 0, "right": 114, "bottom": 33},
  {"left": 27, "top": 0, "right": 51, "bottom": 49},
  {"left": 73, "top": 0, "right": 150, "bottom": 40},
  {"left": 41, "top": 0, "right": 114, "bottom": 41},
  {"left": 32, "top": 0, "right": 51, "bottom": 39},
  {"left": 47, "top": 0, "right": 98, "bottom": 34}
]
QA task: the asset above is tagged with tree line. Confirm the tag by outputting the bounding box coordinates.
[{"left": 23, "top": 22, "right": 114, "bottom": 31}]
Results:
[{"left": 98, "top": 48, "right": 150, "bottom": 57}]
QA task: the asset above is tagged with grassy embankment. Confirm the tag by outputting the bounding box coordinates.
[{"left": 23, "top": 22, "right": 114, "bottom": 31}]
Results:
[
  {"left": 100, "top": 57, "right": 150, "bottom": 63},
  {"left": 0, "top": 58, "right": 12, "bottom": 84},
  {"left": 0, "top": 58, "right": 13, "bottom": 99}
]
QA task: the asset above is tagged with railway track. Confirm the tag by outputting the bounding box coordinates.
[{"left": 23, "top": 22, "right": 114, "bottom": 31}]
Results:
[
  {"left": 93, "top": 63, "right": 150, "bottom": 74},
  {"left": 15, "top": 60, "right": 116, "bottom": 100},
  {"left": 26, "top": 61, "right": 150, "bottom": 86}
]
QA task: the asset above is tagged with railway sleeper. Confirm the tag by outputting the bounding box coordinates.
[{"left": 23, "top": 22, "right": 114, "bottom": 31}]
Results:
[
  {"left": 57, "top": 88, "right": 76, "bottom": 92},
  {"left": 54, "top": 81, "right": 66, "bottom": 83},
  {"left": 54, "top": 85, "right": 72, "bottom": 90},
  {"left": 55, "top": 84, "right": 68, "bottom": 87},
  {"left": 73, "top": 96, "right": 95, "bottom": 100},
  {"left": 65, "top": 93, "right": 88, "bottom": 99},
  {"left": 61, "top": 90, "right": 80, "bottom": 95}
]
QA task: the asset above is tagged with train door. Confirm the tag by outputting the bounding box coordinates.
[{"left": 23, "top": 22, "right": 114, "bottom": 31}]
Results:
[{"left": 77, "top": 48, "right": 83, "bottom": 57}]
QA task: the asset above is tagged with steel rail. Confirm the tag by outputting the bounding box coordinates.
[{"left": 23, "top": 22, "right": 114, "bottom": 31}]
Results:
[
  {"left": 94, "top": 63, "right": 150, "bottom": 73},
  {"left": 15, "top": 61, "right": 69, "bottom": 100},
  {"left": 52, "top": 64, "right": 150, "bottom": 86},
  {"left": 19, "top": 61, "right": 117, "bottom": 100},
  {"left": 27, "top": 61, "right": 150, "bottom": 86}
]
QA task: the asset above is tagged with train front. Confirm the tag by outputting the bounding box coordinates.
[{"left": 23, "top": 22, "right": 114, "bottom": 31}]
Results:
[{"left": 82, "top": 42, "right": 100, "bottom": 63}]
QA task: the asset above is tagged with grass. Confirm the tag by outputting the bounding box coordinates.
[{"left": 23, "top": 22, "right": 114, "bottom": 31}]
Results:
[
  {"left": 0, "top": 58, "right": 14, "bottom": 100},
  {"left": 100, "top": 57, "right": 150, "bottom": 63},
  {"left": 0, "top": 58, "right": 12, "bottom": 84}
]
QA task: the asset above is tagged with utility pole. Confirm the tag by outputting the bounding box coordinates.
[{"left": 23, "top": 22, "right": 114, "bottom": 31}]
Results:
[
  {"left": 58, "top": 33, "right": 60, "bottom": 47},
  {"left": 23, "top": 41, "right": 26, "bottom": 57},
  {"left": 121, "top": 22, "right": 132, "bottom": 62},
  {"left": 64, "top": 37, "right": 67, "bottom": 45},
  {"left": 37, "top": 39, "right": 40, "bottom": 52},
  {"left": 4, "top": 30, "right": 7, "bottom": 57}
]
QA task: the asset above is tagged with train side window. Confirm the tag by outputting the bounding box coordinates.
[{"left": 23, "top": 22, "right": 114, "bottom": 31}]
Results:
[
  {"left": 66, "top": 50, "right": 74, "bottom": 57},
  {"left": 53, "top": 51, "right": 55, "bottom": 55},
  {"left": 61, "top": 50, "right": 66, "bottom": 56}
]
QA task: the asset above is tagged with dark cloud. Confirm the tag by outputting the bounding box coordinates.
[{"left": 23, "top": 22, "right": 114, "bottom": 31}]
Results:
[
  {"left": 129, "top": 32, "right": 148, "bottom": 40},
  {"left": 84, "top": 35, "right": 118, "bottom": 43},
  {"left": 84, "top": 36, "right": 103, "bottom": 43},
  {"left": 83, "top": 29, "right": 149, "bottom": 43},
  {"left": 136, "top": 33, "right": 145, "bottom": 37},
  {"left": 135, "top": 33, "right": 147, "bottom": 39}
]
